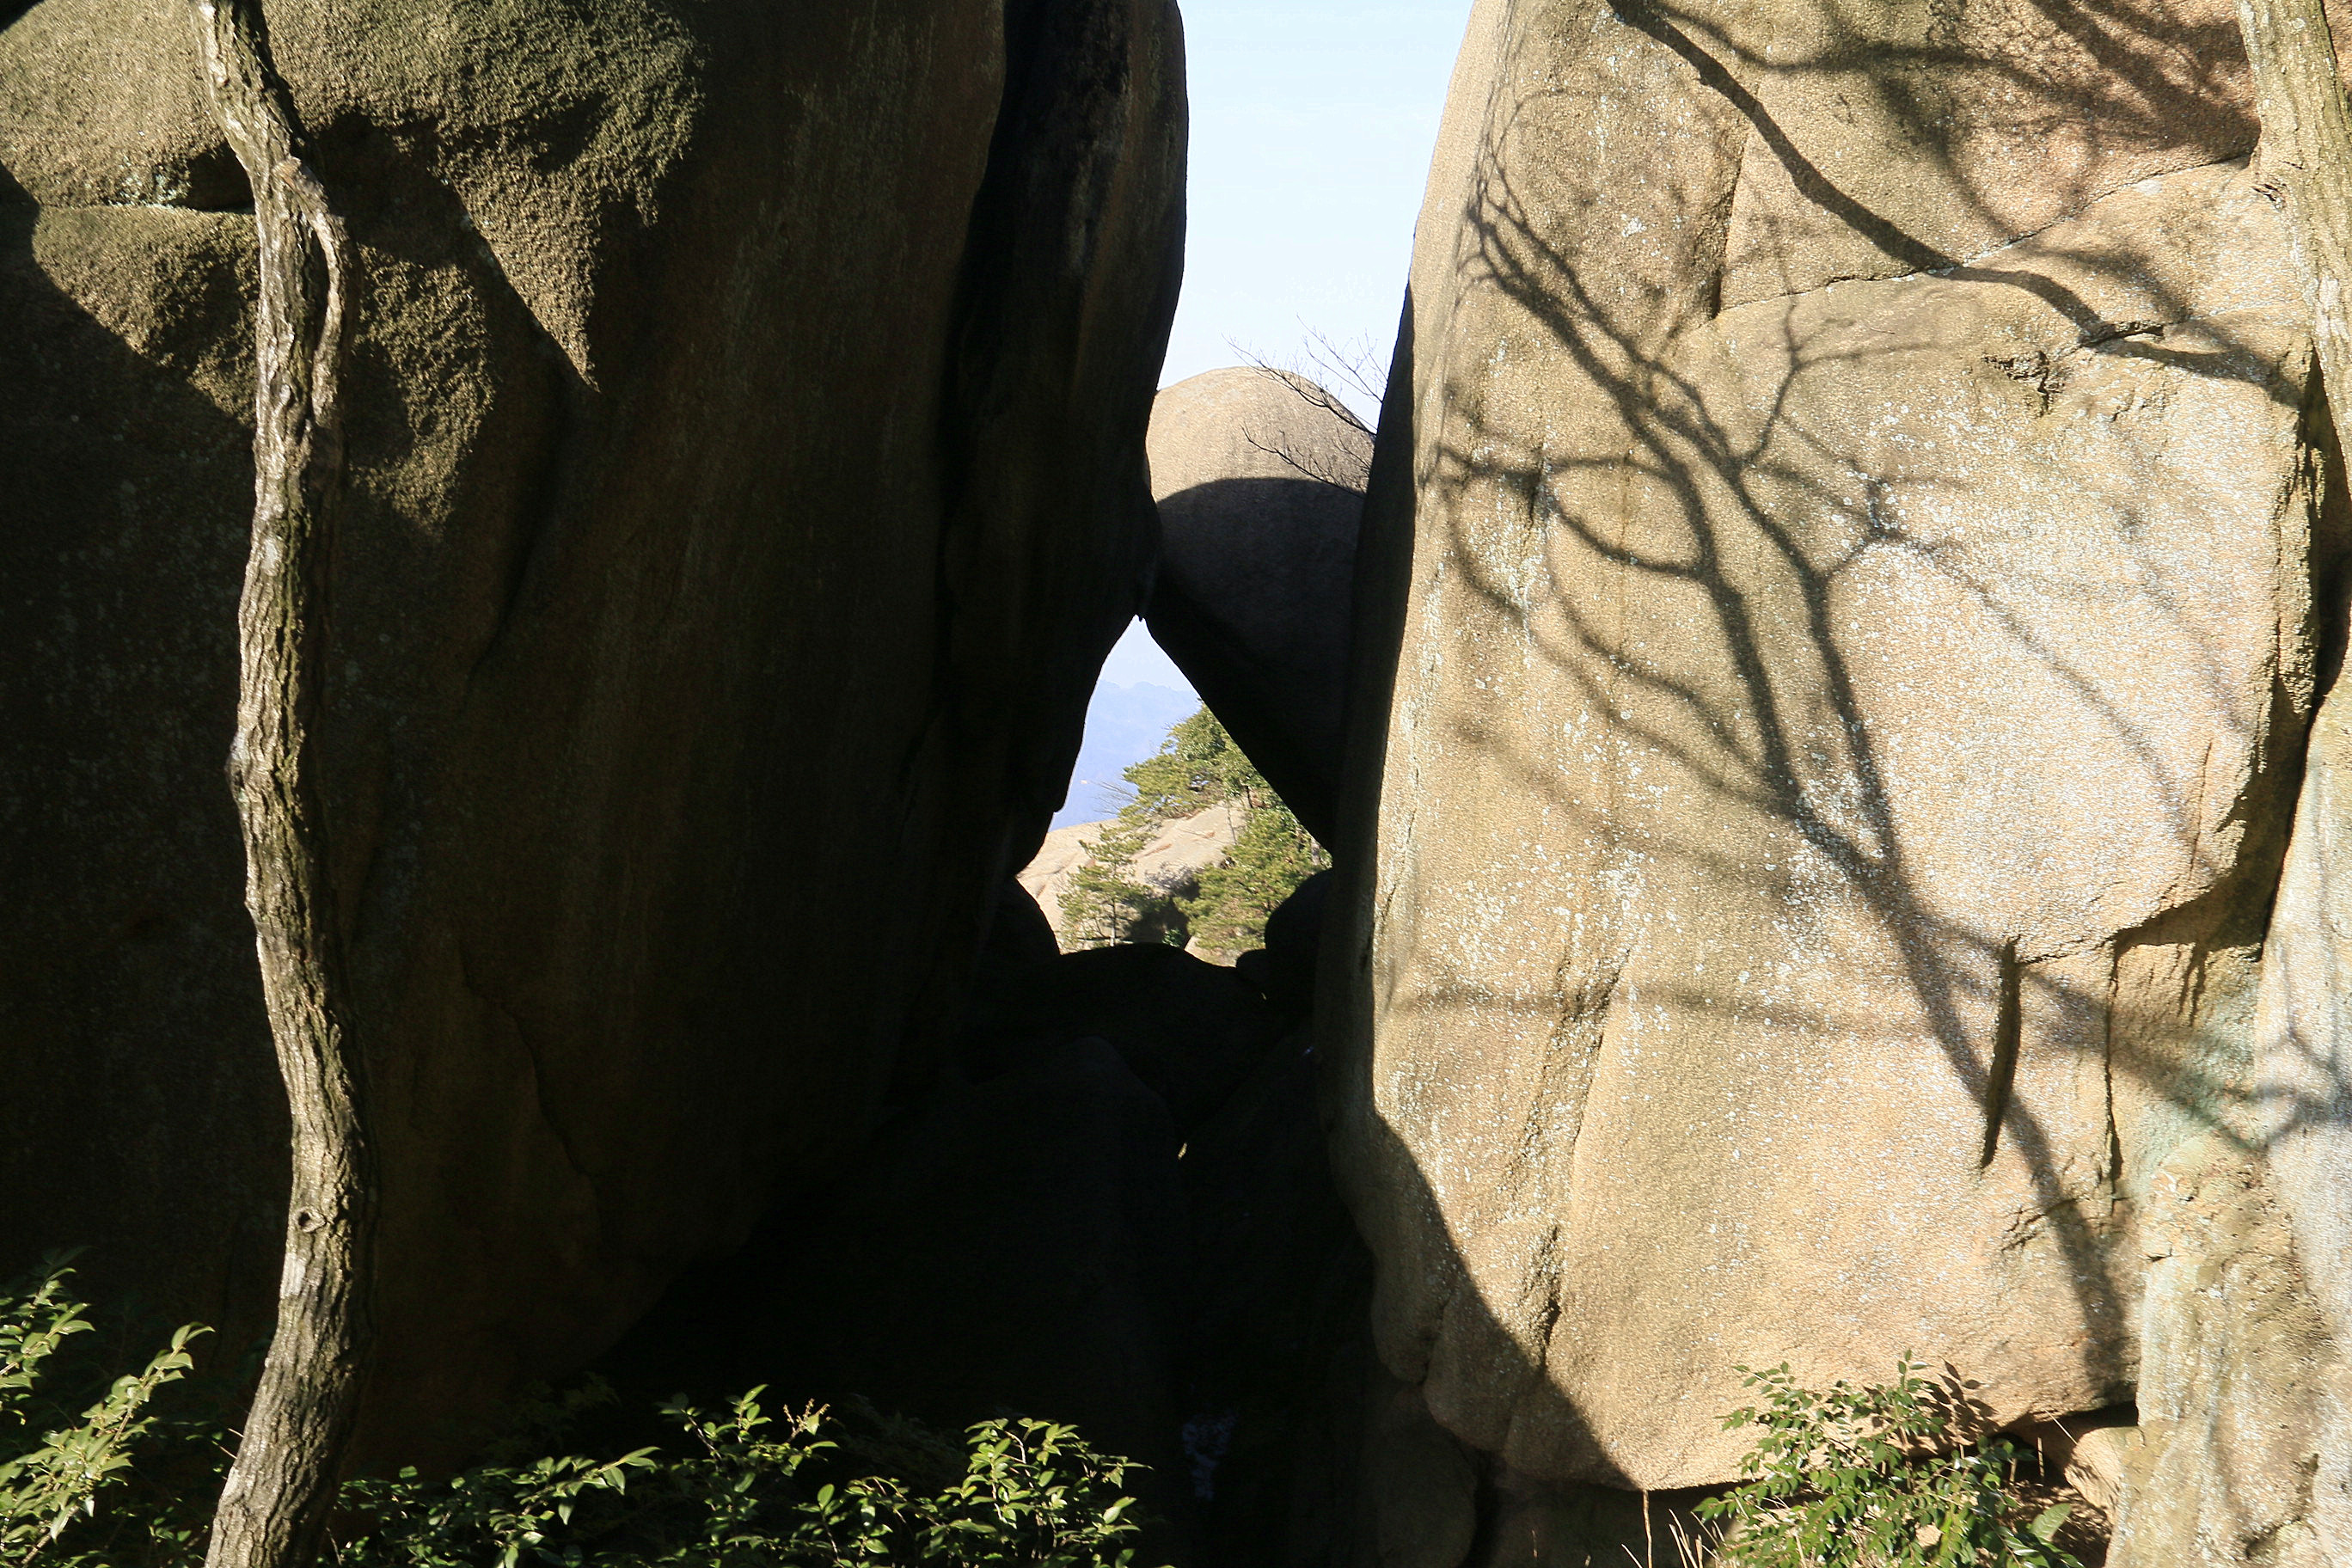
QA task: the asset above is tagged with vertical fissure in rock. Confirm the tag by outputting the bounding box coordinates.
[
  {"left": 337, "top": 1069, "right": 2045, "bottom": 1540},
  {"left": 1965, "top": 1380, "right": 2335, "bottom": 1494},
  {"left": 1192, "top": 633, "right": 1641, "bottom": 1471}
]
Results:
[{"left": 1981, "top": 939, "right": 2024, "bottom": 1168}]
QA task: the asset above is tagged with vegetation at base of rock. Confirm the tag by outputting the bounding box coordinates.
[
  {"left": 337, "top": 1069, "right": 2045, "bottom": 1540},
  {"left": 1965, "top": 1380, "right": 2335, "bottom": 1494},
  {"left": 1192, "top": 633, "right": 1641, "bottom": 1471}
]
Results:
[
  {"left": 0, "top": 1257, "right": 219, "bottom": 1568},
  {"left": 1060, "top": 707, "right": 1328, "bottom": 959},
  {"left": 0, "top": 1262, "right": 1159, "bottom": 1568},
  {"left": 333, "top": 1394, "right": 1155, "bottom": 1568},
  {"left": 1694, "top": 1360, "right": 2083, "bottom": 1567}
]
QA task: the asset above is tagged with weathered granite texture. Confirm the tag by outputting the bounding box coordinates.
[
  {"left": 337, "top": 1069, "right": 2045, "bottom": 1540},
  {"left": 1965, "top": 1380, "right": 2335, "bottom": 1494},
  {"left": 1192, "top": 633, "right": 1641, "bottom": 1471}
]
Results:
[
  {"left": 2109, "top": 1134, "right": 2352, "bottom": 1566},
  {"left": 0, "top": 0, "right": 1183, "bottom": 1458},
  {"left": 1327, "top": 0, "right": 2344, "bottom": 1553}
]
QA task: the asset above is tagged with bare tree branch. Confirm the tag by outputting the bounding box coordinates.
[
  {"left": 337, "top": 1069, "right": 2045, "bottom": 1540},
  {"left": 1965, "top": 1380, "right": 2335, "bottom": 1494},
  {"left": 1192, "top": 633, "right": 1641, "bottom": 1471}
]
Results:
[
  {"left": 1295, "top": 328, "right": 1387, "bottom": 429},
  {"left": 1232, "top": 330, "right": 1382, "bottom": 489},
  {"left": 2237, "top": 0, "right": 2352, "bottom": 443},
  {"left": 1240, "top": 423, "right": 1371, "bottom": 489},
  {"left": 187, "top": 3, "right": 373, "bottom": 1565}
]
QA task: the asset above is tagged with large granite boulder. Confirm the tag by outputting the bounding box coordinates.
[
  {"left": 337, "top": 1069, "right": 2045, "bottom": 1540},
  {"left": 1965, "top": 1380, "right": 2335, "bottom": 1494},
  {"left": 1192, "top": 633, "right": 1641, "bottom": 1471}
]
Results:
[
  {"left": 1328, "top": 0, "right": 2343, "bottom": 1553},
  {"left": 0, "top": 0, "right": 1182, "bottom": 1461},
  {"left": 1146, "top": 367, "right": 1369, "bottom": 844}
]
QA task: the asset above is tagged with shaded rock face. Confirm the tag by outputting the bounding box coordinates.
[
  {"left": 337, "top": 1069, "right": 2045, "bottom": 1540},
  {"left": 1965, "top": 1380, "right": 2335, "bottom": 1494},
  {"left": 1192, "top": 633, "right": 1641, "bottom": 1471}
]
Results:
[
  {"left": 0, "top": 0, "right": 1182, "bottom": 1460},
  {"left": 1330, "top": 0, "right": 2343, "bottom": 1546},
  {"left": 606, "top": 924, "right": 1374, "bottom": 1568},
  {"left": 745, "top": 1035, "right": 1198, "bottom": 1509},
  {"left": 963, "top": 942, "right": 1283, "bottom": 1132},
  {"left": 1147, "top": 368, "right": 1369, "bottom": 845},
  {"left": 1236, "top": 865, "right": 1332, "bottom": 1015}
]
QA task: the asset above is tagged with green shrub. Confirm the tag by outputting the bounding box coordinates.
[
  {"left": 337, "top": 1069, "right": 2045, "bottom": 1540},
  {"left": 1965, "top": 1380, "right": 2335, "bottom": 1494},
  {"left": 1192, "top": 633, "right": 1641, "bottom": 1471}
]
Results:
[
  {"left": 1694, "top": 1359, "right": 2083, "bottom": 1568},
  {"left": 0, "top": 1256, "right": 214, "bottom": 1568},
  {"left": 1116, "top": 709, "right": 1257, "bottom": 824},
  {"left": 334, "top": 1388, "right": 1157, "bottom": 1568},
  {"left": 0, "top": 1260, "right": 1159, "bottom": 1568}
]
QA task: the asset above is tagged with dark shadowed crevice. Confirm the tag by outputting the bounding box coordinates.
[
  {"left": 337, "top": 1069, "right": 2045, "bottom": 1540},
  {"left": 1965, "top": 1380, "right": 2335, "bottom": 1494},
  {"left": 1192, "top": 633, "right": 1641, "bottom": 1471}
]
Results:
[{"left": 1983, "top": 940, "right": 2025, "bottom": 1167}]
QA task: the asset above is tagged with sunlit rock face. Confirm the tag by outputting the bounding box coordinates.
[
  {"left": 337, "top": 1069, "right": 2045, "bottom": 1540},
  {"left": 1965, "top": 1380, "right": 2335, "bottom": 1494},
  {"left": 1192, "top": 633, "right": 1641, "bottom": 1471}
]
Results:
[
  {"left": 0, "top": 0, "right": 1182, "bottom": 1463},
  {"left": 2107, "top": 1134, "right": 2352, "bottom": 1568},
  {"left": 1329, "top": 0, "right": 2342, "bottom": 1534}
]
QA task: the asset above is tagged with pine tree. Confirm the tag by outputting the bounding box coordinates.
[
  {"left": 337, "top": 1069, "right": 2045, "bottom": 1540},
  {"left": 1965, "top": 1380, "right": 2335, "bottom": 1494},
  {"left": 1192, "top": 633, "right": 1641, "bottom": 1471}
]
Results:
[
  {"left": 1058, "top": 706, "right": 1327, "bottom": 957},
  {"left": 1057, "top": 814, "right": 1172, "bottom": 949}
]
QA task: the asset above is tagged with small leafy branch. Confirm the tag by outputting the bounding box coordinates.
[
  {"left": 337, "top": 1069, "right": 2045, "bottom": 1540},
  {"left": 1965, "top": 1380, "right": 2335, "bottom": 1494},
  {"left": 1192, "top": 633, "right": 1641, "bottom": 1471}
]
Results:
[
  {"left": 1693, "top": 1359, "right": 2083, "bottom": 1567},
  {"left": 0, "top": 1257, "right": 211, "bottom": 1568}
]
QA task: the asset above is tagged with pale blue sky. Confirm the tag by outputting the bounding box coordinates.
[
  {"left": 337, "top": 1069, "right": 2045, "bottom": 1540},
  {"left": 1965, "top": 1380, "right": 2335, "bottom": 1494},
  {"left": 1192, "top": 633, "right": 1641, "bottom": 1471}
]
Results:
[
  {"left": 1161, "top": 0, "right": 1471, "bottom": 392},
  {"left": 1096, "top": 0, "right": 1470, "bottom": 696}
]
